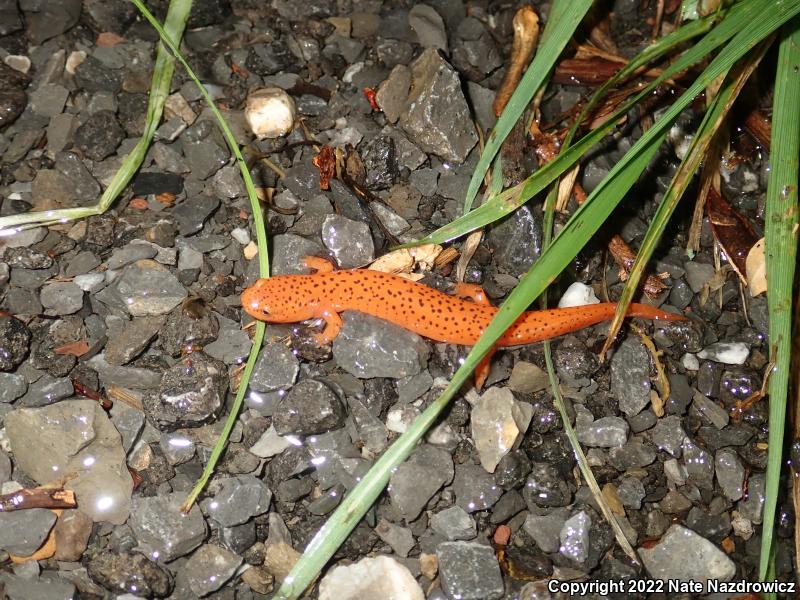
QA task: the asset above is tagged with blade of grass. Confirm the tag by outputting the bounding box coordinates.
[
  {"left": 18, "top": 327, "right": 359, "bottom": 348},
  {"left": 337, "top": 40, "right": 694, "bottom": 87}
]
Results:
[
  {"left": 408, "top": 0, "right": 799, "bottom": 248},
  {"left": 0, "top": 0, "right": 192, "bottom": 235},
  {"left": 127, "top": 0, "right": 271, "bottom": 511},
  {"left": 462, "top": 0, "right": 593, "bottom": 213},
  {"left": 760, "top": 16, "right": 800, "bottom": 582},
  {"left": 600, "top": 38, "right": 771, "bottom": 355}
]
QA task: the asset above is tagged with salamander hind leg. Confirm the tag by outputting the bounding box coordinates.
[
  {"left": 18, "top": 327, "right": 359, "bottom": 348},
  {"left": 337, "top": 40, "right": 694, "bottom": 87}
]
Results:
[
  {"left": 474, "top": 345, "right": 498, "bottom": 390},
  {"left": 303, "top": 256, "right": 336, "bottom": 273},
  {"left": 312, "top": 303, "right": 343, "bottom": 345},
  {"left": 454, "top": 282, "right": 492, "bottom": 306}
]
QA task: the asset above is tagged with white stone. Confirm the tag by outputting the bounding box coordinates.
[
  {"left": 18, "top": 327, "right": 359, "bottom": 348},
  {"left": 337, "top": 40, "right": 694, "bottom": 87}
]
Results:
[
  {"left": 245, "top": 87, "right": 296, "bottom": 139},
  {"left": 558, "top": 282, "right": 600, "bottom": 308},
  {"left": 319, "top": 555, "right": 424, "bottom": 600}
]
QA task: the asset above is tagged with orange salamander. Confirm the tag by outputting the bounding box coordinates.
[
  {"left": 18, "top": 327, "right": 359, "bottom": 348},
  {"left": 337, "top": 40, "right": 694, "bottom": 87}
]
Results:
[{"left": 242, "top": 256, "right": 685, "bottom": 387}]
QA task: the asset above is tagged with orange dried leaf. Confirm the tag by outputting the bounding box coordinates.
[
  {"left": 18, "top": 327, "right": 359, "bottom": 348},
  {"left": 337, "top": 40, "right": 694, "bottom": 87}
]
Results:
[
  {"left": 745, "top": 237, "right": 766, "bottom": 296},
  {"left": 363, "top": 87, "right": 379, "bottom": 111},
  {"left": 54, "top": 340, "right": 90, "bottom": 357},
  {"left": 312, "top": 145, "right": 336, "bottom": 190},
  {"left": 97, "top": 32, "right": 124, "bottom": 48},
  {"left": 155, "top": 192, "right": 176, "bottom": 205},
  {"left": 707, "top": 188, "right": 759, "bottom": 282},
  {"left": 129, "top": 198, "right": 149, "bottom": 210}
]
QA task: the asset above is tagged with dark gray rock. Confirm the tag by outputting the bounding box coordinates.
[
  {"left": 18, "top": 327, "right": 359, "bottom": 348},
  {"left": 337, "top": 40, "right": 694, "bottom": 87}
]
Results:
[
  {"left": 437, "top": 541, "right": 504, "bottom": 600},
  {"left": 205, "top": 475, "right": 272, "bottom": 527},
  {"left": 129, "top": 493, "right": 207, "bottom": 562},
  {"left": 389, "top": 444, "right": 453, "bottom": 520},
  {"left": 74, "top": 110, "right": 124, "bottom": 160},
  {"left": 86, "top": 551, "right": 173, "bottom": 598},
  {"left": 273, "top": 378, "right": 345, "bottom": 435},
  {"left": 398, "top": 48, "right": 477, "bottom": 163},
  {"left": 143, "top": 351, "right": 228, "bottom": 431},
  {"left": 0, "top": 508, "right": 56, "bottom": 555},
  {"left": 0, "top": 316, "right": 31, "bottom": 371}
]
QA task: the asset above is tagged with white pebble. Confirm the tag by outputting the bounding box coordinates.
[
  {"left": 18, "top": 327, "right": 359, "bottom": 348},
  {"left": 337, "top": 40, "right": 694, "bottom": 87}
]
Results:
[
  {"left": 231, "top": 227, "right": 250, "bottom": 245},
  {"left": 245, "top": 87, "right": 296, "bottom": 139},
  {"left": 558, "top": 282, "right": 600, "bottom": 308},
  {"left": 73, "top": 273, "right": 106, "bottom": 292},
  {"left": 682, "top": 353, "right": 700, "bottom": 371},
  {"left": 4, "top": 55, "right": 30, "bottom": 74},
  {"left": 697, "top": 342, "right": 749, "bottom": 365}
]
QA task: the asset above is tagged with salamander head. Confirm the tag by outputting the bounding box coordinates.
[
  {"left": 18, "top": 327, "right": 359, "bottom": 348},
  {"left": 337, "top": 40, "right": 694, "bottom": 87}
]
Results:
[{"left": 241, "top": 277, "right": 310, "bottom": 323}]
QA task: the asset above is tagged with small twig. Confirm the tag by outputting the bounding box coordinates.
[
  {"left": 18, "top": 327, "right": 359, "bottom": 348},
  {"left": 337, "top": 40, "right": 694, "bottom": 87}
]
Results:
[
  {"left": 0, "top": 488, "right": 76, "bottom": 512},
  {"left": 630, "top": 323, "right": 671, "bottom": 417}
]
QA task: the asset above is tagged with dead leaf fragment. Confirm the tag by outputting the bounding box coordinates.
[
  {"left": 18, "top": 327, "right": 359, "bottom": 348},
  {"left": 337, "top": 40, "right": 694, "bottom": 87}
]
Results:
[
  {"left": 54, "top": 340, "right": 90, "bottom": 357},
  {"left": 745, "top": 237, "right": 766, "bottom": 296}
]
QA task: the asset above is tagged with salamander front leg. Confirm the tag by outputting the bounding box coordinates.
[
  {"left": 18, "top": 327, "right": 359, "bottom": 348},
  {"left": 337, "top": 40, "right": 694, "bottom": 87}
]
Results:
[
  {"left": 454, "top": 282, "right": 492, "bottom": 306},
  {"left": 303, "top": 256, "right": 336, "bottom": 273},
  {"left": 312, "top": 303, "right": 343, "bottom": 345},
  {"left": 474, "top": 345, "right": 498, "bottom": 391}
]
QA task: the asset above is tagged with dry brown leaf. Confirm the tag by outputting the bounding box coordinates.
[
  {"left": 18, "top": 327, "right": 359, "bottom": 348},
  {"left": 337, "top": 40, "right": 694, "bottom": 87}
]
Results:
[
  {"left": 54, "top": 340, "right": 90, "bottom": 357},
  {"left": 746, "top": 237, "right": 766, "bottom": 296},
  {"left": 368, "top": 250, "right": 415, "bottom": 274}
]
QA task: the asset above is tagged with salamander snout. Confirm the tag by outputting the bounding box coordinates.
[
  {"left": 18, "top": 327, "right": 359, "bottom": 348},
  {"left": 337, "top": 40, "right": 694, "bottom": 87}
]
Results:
[{"left": 241, "top": 279, "right": 273, "bottom": 321}]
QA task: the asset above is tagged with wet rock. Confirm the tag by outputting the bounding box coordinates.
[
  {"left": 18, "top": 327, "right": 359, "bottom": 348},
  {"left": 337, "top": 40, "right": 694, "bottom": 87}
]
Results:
[
  {"left": 611, "top": 337, "right": 651, "bottom": 416},
  {"left": 319, "top": 555, "right": 424, "bottom": 600},
  {"left": 431, "top": 506, "right": 476, "bottom": 541},
  {"left": 22, "top": 0, "right": 80, "bottom": 43},
  {"left": 452, "top": 17, "right": 503, "bottom": 77},
  {"left": 737, "top": 472, "right": 765, "bottom": 524},
  {"left": 453, "top": 463, "right": 503, "bottom": 513},
  {"left": 171, "top": 195, "right": 221, "bottom": 236},
  {"left": 0, "top": 316, "right": 31, "bottom": 371},
  {"left": 184, "top": 544, "right": 242, "bottom": 596},
  {"left": 376, "top": 65, "right": 411, "bottom": 123},
  {"left": 507, "top": 361, "right": 549, "bottom": 394},
  {"left": 246, "top": 40, "right": 296, "bottom": 76},
  {"left": 554, "top": 336, "right": 599, "bottom": 382},
  {"left": 333, "top": 312, "right": 429, "bottom": 379},
  {"left": 105, "top": 260, "right": 187, "bottom": 317},
  {"left": 437, "top": 541, "right": 504, "bottom": 600},
  {"left": 160, "top": 431, "right": 196, "bottom": 465},
  {"left": 88, "top": 353, "right": 162, "bottom": 390},
  {"left": 494, "top": 449, "right": 532, "bottom": 490},
  {"left": 104, "top": 315, "right": 164, "bottom": 365},
  {"left": 0, "top": 63, "right": 28, "bottom": 128},
  {"left": 74, "top": 110, "right": 124, "bottom": 160},
  {"left": 682, "top": 437, "right": 714, "bottom": 490},
  {"left": 39, "top": 281, "right": 84, "bottom": 315},
  {"left": 86, "top": 551, "right": 173, "bottom": 598},
  {"left": 471, "top": 387, "right": 530, "bottom": 472},
  {"left": 523, "top": 462, "right": 572, "bottom": 508},
  {"left": 389, "top": 444, "right": 453, "bottom": 520},
  {"left": 5, "top": 400, "right": 133, "bottom": 523},
  {"left": 576, "top": 416, "right": 629, "bottom": 448},
  {"left": 524, "top": 508, "right": 570, "bottom": 553},
  {"left": 666, "top": 372, "right": 693, "bottom": 414},
  {"left": 697, "top": 342, "right": 749, "bottom": 365},
  {"left": 205, "top": 475, "right": 272, "bottom": 527},
  {"left": 651, "top": 415, "right": 685, "bottom": 457},
  {"left": 4, "top": 247, "right": 53, "bottom": 269},
  {"left": 608, "top": 440, "right": 657, "bottom": 469},
  {"left": 362, "top": 135, "right": 398, "bottom": 190},
  {"left": 684, "top": 261, "right": 715, "bottom": 293},
  {"left": 399, "top": 48, "right": 477, "bottom": 163},
  {"left": 16, "top": 374, "right": 73, "bottom": 407},
  {"left": 692, "top": 391, "right": 729, "bottom": 429},
  {"left": 0, "top": 372, "right": 27, "bottom": 402},
  {"left": 639, "top": 524, "right": 735, "bottom": 585},
  {"left": 273, "top": 378, "right": 345, "bottom": 435},
  {"left": 321, "top": 214, "right": 375, "bottom": 268},
  {"left": 249, "top": 425, "right": 291, "bottom": 458},
  {"left": 560, "top": 510, "right": 591, "bottom": 563},
  {"left": 374, "top": 519, "right": 415, "bottom": 557},
  {"left": 0, "top": 508, "right": 56, "bottom": 556},
  {"left": 487, "top": 205, "right": 542, "bottom": 278},
  {"left": 143, "top": 351, "right": 228, "bottom": 431},
  {"left": 181, "top": 121, "right": 229, "bottom": 180},
  {"left": 617, "top": 477, "right": 646, "bottom": 509},
  {"left": 203, "top": 326, "right": 251, "bottom": 364},
  {"left": 249, "top": 343, "right": 299, "bottom": 393},
  {"left": 129, "top": 492, "right": 207, "bottom": 562},
  {"left": 715, "top": 448, "right": 745, "bottom": 501},
  {"left": 53, "top": 510, "right": 93, "bottom": 562},
  {"left": 159, "top": 304, "right": 219, "bottom": 357},
  {"left": 408, "top": 4, "right": 448, "bottom": 51},
  {"left": 107, "top": 243, "right": 158, "bottom": 270}
]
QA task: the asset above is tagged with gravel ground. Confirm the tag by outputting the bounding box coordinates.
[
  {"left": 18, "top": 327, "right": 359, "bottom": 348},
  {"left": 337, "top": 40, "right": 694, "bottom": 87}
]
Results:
[{"left": 0, "top": 1, "right": 790, "bottom": 599}]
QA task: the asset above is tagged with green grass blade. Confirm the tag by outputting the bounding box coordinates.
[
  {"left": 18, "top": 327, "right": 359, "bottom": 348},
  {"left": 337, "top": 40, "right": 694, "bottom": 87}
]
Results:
[
  {"left": 0, "top": 0, "right": 191, "bottom": 235},
  {"left": 462, "top": 0, "right": 593, "bottom": 213},
  {"left": 602, "top": 38, "right": 770, "bottom": 352},
  {"left": 128, "top": 0, "right": 271, "bottom": 511},
  {"left": 759, "top": 16, "right": 800, "bottom": 581},
  {"left": 410, "top": 0, "right": 798, "bottom": 248}
]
